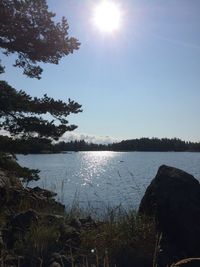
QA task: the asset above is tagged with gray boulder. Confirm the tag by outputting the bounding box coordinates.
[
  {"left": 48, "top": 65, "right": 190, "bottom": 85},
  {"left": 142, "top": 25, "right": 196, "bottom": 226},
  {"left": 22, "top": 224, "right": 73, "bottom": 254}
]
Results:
[{"left": 139, "top": 165, "right": 200, "bottom": 267}]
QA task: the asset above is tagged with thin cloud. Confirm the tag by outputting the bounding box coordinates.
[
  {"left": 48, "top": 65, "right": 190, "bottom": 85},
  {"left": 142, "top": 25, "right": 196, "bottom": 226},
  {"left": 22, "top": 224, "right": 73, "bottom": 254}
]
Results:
[{"left": 59, "top": 132, "right": 119, "bottom": 144}]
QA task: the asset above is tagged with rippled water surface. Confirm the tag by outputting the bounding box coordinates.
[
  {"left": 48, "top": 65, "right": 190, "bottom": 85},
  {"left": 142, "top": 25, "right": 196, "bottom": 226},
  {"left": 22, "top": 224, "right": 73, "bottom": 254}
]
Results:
[{"left": 18, "top": 152, "right": 200, "bottom": 209}]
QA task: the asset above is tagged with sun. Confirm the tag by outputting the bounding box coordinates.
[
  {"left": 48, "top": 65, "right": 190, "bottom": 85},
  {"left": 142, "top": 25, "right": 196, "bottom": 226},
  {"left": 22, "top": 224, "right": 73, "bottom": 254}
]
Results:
[{"left": 93, "top": 1, "right": 122, "bottom": 33}]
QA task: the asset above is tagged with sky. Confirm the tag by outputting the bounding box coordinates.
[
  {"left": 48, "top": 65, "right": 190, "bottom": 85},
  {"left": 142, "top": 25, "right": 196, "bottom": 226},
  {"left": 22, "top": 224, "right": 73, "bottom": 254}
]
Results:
[{"left": 1, "top": 0, "right": 200, "bottom": 143}]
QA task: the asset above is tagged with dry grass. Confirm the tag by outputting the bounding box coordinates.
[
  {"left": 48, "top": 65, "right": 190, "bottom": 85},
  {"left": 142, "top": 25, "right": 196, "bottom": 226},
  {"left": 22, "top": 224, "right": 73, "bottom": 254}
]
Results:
[{"left": 79, "top": 208, "right": 156, "bottom": 267}]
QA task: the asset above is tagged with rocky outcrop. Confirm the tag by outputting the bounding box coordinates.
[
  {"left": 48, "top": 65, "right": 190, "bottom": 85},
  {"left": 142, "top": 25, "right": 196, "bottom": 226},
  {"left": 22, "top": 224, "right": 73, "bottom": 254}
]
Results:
[
  {"left": 139, "top": 165, "right": 200, "bottom": 267},
  {"left": 5, "top": 164, "right": 200, "bottom": 267},
  {"left": 0, "top": 169, "right": 101, "bottom": 267},
  {"left": 0, "top": 172, "right": 65, "bottom": 214},
  {"left": 0, "top": 169, "right": 22, "bottom": 189},
  {"left": 30, "top": 186, "right": 57, "bottom": 198}
]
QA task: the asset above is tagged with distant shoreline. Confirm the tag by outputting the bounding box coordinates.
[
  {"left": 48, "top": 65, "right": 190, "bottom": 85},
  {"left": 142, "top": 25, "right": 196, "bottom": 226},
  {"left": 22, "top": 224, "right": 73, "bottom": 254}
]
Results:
[
  {"left": 2, "top": 137, "right": 200, "bottom": 154},
  {"left": 16, "top": 150, "right": 200, "bottom": 155}
]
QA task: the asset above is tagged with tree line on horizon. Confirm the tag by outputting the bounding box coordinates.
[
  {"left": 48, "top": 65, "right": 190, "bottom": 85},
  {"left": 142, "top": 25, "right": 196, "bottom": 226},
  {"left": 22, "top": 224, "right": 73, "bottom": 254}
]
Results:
[
  {"left": 38, "top": 137, "right": 200, "bottom": 152},
  {"left": 1, "top": 136, "right": 200, "bottom": 153}
]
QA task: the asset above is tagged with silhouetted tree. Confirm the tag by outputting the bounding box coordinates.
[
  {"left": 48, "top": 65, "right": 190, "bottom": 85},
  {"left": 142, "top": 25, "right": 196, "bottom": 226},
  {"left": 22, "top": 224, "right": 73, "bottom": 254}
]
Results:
[
  {"left": 0, "top": 0, "right": 81, "bottom": 184},
  {"left": 0, "top": 81, "right": 81, "bottom": 140},
  {"left": 0, "top": 0, "right": 80, "bottom": 79}
]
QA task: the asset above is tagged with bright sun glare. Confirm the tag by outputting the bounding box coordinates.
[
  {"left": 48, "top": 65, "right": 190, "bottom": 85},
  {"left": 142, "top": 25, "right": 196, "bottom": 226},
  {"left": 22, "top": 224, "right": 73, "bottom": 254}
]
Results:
[{"left": 93, "top": 1, "right": 121, "bottom": 33}]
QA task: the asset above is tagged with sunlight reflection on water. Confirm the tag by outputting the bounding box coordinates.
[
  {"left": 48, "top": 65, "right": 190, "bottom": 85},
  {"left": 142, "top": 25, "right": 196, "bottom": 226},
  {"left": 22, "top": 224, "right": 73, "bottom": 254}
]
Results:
[
  {"left": 79, "top": 151, "right": 116, "bottom": 184},
  {"left": 17, "top": 151, "right": 200, "bottom": 211}
]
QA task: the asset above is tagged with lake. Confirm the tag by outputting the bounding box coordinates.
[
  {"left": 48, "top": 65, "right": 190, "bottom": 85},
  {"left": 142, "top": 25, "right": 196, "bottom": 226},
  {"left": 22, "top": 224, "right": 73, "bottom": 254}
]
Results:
[{"left": 17, "top": 151, "right": 200, "bottom": 210}]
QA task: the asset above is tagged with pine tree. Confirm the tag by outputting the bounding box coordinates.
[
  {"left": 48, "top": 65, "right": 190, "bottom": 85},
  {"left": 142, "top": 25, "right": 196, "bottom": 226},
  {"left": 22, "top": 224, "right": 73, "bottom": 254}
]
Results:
[{"left": 0, "top": 0, "right": 82, "bottom": 184}]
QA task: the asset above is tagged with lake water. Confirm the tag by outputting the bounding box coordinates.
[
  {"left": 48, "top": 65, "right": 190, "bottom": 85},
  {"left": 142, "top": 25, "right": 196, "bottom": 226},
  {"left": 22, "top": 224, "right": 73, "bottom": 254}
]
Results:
[{"left": 17, "top": 152, "right": 200, "bottom": 210}]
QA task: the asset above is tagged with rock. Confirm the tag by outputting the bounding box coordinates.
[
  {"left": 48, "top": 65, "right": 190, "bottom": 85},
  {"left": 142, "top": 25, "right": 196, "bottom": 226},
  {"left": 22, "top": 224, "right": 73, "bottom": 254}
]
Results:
[
  {"left": 171, "top": 258, "right": 200, "bottom": 266},
  {"left": 0, "top": 169, "right": 22, "bottom": 189},
  {"left": 2, "top": 209, "right": 38, "bottom": 249},
  {"left": 44, "top": 214, "right": 64, "bottom": 225},
  {"left": 0, "top": 169, "right": 64, "bottom": 215},
  {"left": 11, "top": 209, "right": 38, "bottom": 229},
  {"left": 153, "top": 232, "right": 185, "bottom": 267},
  {"left": 69, "top": 217, "right": 82, "bottom": 229},
  {"left": 116, "top": 247, "right": 152, "bottom": 267},
  {"left": 0, "top": 185, "right": 64, "bottom": 214},
  {"left": 30, "top": 186, "right": 57, "bottom": 198},
  {"left": 59, "top": 224, "right": 80, "bottom": 245},
  {"left": 26, "top": 186, "right": 65, "bottom": 213},
  {"left": 139, "top": 165, "right": 200, "bottom": 267}
]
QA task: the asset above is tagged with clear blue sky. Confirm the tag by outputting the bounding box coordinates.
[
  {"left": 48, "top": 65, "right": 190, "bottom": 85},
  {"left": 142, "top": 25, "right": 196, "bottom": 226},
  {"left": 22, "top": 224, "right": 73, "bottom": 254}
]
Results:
[{"left": 1, "top": 0, "right": 200, "bottom": 142}]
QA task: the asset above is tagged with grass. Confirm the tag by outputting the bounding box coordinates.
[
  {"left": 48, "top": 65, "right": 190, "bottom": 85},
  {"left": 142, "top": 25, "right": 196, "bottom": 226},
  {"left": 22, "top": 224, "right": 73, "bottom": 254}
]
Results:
[
  {"left": 0, "top": 201, "right": 156, "bottom": 267},
  {"left": 14, "top": 223, "right": 61, "bottom": 266},
  {"left": 79, "top": 207, "right": 156, "bottom": 267},
  {"left": 61, "top": 201, "right": 156, "bottom": 267},
  {"left": 0, "top": 168, "right": 156, "bottom": 267}
]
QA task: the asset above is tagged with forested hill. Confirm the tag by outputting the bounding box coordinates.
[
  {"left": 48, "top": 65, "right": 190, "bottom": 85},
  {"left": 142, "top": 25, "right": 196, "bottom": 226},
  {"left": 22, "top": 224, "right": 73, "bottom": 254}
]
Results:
[
  {"left": 110, "top": 138, "right": 200, "bottom": 152},
  {"left": 1, "top": 136, "right": 200, "bottom": 153},
  {"left": 54, "top": 138, "right": 200, "bottom": 152}
]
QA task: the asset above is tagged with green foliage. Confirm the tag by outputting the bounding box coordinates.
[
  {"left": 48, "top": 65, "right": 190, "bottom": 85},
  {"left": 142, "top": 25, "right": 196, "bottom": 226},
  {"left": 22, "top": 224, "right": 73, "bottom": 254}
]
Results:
[
  {"left": 49, "top": 138, "right": 200, "bottom": 152},
  {"left": 0, "top": 79, "right": 82, "bottom": 182},
  {"left": 111, "top": 137, "right": 189, "bottom": 151},
  {"left": 54, "top": 140, "right": 109, "bottom": 152},
  {"left": 0, "top": 0, "right": 82, "bottom": 184},
  {"left": 0, "top": 81, "right": 82, "bottom": 140},
  {"left": 0, "top": 135, "right": 53, "bottom": 154},
  {"left": 0, "top": 0, "right": 80, "bottom": 79},
  {"left": 0, "top": 152, "right": 40, "bottom": 184}
]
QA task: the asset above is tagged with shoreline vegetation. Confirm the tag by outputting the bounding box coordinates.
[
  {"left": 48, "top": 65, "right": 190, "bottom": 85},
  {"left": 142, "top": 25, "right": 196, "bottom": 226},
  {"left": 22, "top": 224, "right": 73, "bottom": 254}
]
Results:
[
  {"left": 0, "top": 168, "right": 156, "bottom": 267},
  {"left": 1, "top": 165, "right": 200, "bottom": 267},
  {"left": 0, "top": 1, "right": 199, "bottom": 266},
  {"left": 1, "top": 136, "right": 200, "bottom": 154}
]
